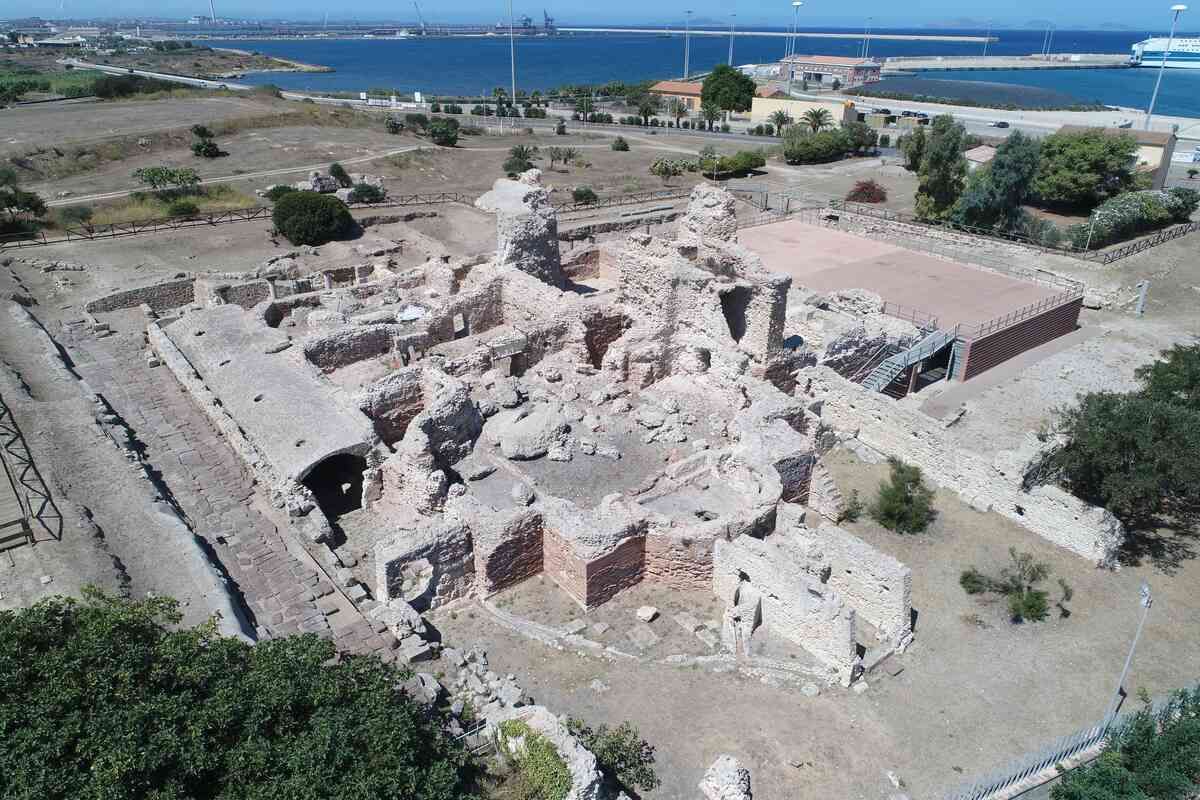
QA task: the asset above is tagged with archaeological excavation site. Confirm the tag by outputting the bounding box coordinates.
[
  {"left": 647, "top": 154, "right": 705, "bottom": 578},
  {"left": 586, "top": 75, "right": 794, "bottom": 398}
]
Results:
[{"left": 1, "top": 170, "right": 1193, "bottom": 800}]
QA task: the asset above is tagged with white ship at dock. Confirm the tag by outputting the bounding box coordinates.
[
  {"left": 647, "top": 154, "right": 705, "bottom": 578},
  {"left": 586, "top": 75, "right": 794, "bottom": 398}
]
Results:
[{"left": 1131, "top": 37, "right": 1200, "bottom": 68}]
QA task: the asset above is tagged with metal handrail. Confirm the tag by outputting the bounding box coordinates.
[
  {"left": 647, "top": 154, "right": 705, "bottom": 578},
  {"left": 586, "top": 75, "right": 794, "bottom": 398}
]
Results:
[
  {"left": 881, "top": 301, "right": 940, "bottom": 331},
  {"left": 959, "top": 288, "right": 1083, "bottom": 341}
]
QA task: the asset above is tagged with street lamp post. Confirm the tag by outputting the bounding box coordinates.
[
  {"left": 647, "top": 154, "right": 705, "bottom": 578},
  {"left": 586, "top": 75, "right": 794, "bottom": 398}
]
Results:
[
  {"left": 786, "top": 1, "right": 803, "bottom": 95},
  {"left": 861, "top": 16, "right": 873, "bottom": 60},
  {"left": 1104, "top": 582, "right": 1154, "bottom": 729},
  {"left": 729, "top": 13, "right": 736, "bottom": 65},
  {"left": 683, "top": 10, "right": 693, "bottom": 79},
  {"left": 1146, "top": 4, "right": 1188, "bottom": 130},
  {"left": 983, "top": 18, "right": 992, "bottom": 57},
  {"left": 507, "top": 0, "right": 517, "bottom": 131}
]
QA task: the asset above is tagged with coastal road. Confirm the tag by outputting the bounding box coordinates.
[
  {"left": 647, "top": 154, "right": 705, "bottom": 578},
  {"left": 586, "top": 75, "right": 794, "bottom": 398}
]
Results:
[{"left": 44, "top": 146, "right": 422, "bottom": 208}]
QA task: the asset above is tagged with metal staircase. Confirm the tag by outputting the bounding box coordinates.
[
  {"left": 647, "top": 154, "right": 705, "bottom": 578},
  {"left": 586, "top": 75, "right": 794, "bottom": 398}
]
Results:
[{"left": 861, "top": 329, "right": 958, "bottom": 393}]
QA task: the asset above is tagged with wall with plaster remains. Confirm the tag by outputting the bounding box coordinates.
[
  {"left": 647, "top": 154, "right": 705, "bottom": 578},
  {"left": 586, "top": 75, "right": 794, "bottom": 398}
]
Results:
[
  {"left": 807, "top": 523, "right": 911, "bottom": 644},
  {"left": 87, "top": 277, "right": 195, "bottom": 314}
]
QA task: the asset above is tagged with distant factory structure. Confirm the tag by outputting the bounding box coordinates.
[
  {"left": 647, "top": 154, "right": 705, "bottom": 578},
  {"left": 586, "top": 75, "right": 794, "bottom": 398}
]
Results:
[{"left": 781, "top": 54, "right": 882, "bottom": 87}]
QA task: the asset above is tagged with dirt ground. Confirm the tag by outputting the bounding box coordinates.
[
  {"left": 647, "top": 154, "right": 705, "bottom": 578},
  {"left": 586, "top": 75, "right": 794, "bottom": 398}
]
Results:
[{"left": 429, "top": 448, "right": 1200, "bottom": 800}]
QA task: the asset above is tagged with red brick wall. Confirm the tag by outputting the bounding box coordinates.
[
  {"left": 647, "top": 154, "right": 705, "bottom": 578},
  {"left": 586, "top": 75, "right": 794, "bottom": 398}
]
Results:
[
  {"left": 475, "top": 512, "right": 544, "bottom": 597},
  {"left": 644, "top": 534, "right": 713, "bottom": 591},
  {"left": 543, "top": 526, "right": 588, "bottom": 608},
  {"left": 584, "top": 536, "right": 646, "bottom": 608}
]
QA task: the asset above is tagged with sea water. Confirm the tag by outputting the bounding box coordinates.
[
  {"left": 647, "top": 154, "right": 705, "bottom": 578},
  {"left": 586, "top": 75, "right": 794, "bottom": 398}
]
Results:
[{"left": 209, "top": 28, "right": 1200, "bottom": 117}]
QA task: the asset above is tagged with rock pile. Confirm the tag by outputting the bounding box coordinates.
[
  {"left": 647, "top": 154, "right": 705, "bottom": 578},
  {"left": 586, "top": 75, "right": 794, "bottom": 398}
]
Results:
[{"left": 700, "top": 754, "right": 753, "bottom": 800}]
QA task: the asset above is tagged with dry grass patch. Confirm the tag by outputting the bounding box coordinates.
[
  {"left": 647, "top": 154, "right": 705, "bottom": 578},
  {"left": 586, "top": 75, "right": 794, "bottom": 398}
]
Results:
[{"left": 85, "top": 185, "right": 259, "bottom": 226}]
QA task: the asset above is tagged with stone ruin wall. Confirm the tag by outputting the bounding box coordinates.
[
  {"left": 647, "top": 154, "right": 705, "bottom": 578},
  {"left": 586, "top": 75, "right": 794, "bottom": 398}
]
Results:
[
  {"left": 807, "top": 523, "right": 912, "bottom": 644},
  {"left": 304, "top": 324, "right": 404, "bottom": 373},
  {"left": 356, "top": 366, "right": 424, "bottom": 445},
  {"left": 583, "top": 536, "right": 647, "bottom": 609},
  {"left": 802, "top": 366, "right": 1124, "bottom": 565},
  {"left": 542, "top": 525, "right": 589, "bottom": 607},
  {"left": 643, "top": 532, "right": 715, "bottom": 592},
  {"left": 375, "top": 520, "right": 475, "bottom": 610},
  {"left": 713, "top": 533, "right": 858, "bottom": 684},
  {"left": 193, "top": 278, "right": 273, "bottom": 310},
  {"left": 86, "top": 277, "right": 196, "bottom": 314}
]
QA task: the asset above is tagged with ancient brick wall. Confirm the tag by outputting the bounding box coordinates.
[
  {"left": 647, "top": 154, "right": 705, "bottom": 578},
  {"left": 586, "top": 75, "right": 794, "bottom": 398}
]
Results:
[
  {"left": 375, "top": 521, "right": 475, "bottom": 609},
  {"left": 86, "top": 278, "right": 195, "bottom": 314},
  {"left": 543, "top": 526, "right": 588, "bottom": 607},
  {"left": 220, "top": 280, "right": 272, "bottom": 310},
  {"left": 584, "top": 536, "right": 646, "bottom": 608},
  {"left": 644, "top": 532, "right": 713, "bottom": 590},
  {"left": 474, "top": 509, "right": 544, "bottom": 596}
]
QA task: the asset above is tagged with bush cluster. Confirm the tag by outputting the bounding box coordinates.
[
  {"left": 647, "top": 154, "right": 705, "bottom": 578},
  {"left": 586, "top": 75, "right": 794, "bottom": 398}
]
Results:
[
  {"left": 846, "top": 179, "right": 888, "bottom": 203},
  {"left": 960, "top": 547, "right": 1072, "bottom": 623},
  {"left": 92, "top": 74, "right": 177, "bottom": 98},
  {"left": 1067, "top": 187, "right": 1199, "bottom": 250},
  {"left": 782, "top": 128, "right": 853, "bottom": 164},
  {"left": 572, "top": 186, "right": 598, "bottom": 204},
  {"left": 272, "top": 190, "right": 354, "bottom": 246},
  {"left": 869, "top": 458, "right": 935, "bottom": 533},
  {"left": 348, "top": 183, "right": 386, "bottom": 204},
  {"left": 264, "top": 184, "right": 297, "bottom": 202},
  {"left": 610, "top": 136, "right": 630, "bottom": 152}
]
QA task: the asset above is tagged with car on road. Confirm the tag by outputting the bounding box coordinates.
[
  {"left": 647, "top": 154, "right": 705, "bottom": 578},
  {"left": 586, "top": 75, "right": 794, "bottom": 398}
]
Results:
[{"left": 989, "top": 121, "right": 1011, "bottom": 128}]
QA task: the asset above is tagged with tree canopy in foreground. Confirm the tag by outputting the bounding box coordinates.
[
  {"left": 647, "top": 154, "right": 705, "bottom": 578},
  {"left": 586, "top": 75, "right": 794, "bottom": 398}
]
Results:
[{"left": 0, "top": 590, "right": 470, "bottom": 800}]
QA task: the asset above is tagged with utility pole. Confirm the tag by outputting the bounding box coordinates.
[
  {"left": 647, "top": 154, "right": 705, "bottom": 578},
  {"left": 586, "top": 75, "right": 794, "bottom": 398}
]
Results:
[
  {"left": 1103, "top": 582, "right": 1153, "bottom": 730},
  {"left": 1145, "top": 5, "right": 1188, "bottom": 130},
  {"left": 862, "top": 16, "right": 873, "bottom": 60},
  {"left": 983, "top": 19, "right": 991, "bottom": 57},
  {"left": 508, "top": 0, "right": 517, "bottom": 132},
  {"left": 683, "top": 10, "right": 693, "bottom": 79}
]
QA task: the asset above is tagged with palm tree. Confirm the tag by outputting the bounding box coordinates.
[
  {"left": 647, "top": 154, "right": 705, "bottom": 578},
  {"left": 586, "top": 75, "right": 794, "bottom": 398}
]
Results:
[
  {"left": 666, "top": 96, "right": 688, "bottom": 127},
  {"left": 768, "top": 110, "right": 792, "bottom": 136},
  {"left": 802, "top": 107, "right": 833, "bottom": 133},
  {"left": 530, "top": 89, "right": 543, "bottom": 107},
  {"left": 700, "top": 102, "right": 722, "bottom": 132},
  {"left": 637, "top": 97, "right": 661, "bottom": 126}
]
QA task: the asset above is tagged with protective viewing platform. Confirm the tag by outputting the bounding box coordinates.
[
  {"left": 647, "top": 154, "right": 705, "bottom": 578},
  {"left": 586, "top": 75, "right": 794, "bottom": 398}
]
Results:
[{"left": 883, "top": 53, "right": 1131, "bottom": 72}]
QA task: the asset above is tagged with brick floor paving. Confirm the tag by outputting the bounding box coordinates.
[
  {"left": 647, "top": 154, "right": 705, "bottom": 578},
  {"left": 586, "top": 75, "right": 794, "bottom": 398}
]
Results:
[{"left": 67, "top": 320, "right": 396, "bottom": 658}]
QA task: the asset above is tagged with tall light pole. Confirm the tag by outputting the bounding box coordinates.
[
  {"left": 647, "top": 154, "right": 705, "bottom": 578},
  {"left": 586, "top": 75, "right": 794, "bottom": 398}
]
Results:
[
  {"left": 683, "top": 10, "right": 693, "bottom": 79},
  {"left": 728, "top": 12, "right": 736, "bottom": 65},
  {"left": 982, "top": 18, "right": 992, "bottom": 57},
  {"left": 507, "top": 0, "right": 517, "bottom": 131},
  {"left": 1145, "top": 4, "right": 1187, "bottom": 131},
  {"left": 790, "top": 1, "right": 803, "bottom": 60},
  {"left": 861, "top": 16, "right": 873, "bottom": 60},
  {"left": 1104, "top": 582, "right": 1154, "bottom": 729}
]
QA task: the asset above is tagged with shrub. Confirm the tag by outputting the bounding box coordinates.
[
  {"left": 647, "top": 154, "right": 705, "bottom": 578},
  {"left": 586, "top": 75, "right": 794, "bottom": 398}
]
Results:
[
  {"left": 721, "top": 124, "right": 731, "bottom": 133},
  {"left": 555, "top": 119, "right": 567, "bottom": 135},
  {"left": 264, "top": 184, "right": 297, "bottom": 202},
  {"left": 167, "top": 199, "right": 199, "bottom": 217},
  {"left": 840, "top": 489, "right": 864, "bottom": 523},
  {"left": 960, "top": 548, "right": 1069, "bottom": 623},
  {"left": 272, "top": 190, "right": 354, "bottom": 246},
  {"left": 611, "top": 136, "right": 630, "bottom": 152},
  {"left": 1068, "top": 187, "right": 1199, "bottom": 250},
  {"left": 191, "top": 138, "right": 222, "bottom": 158},
  {"left": 404, "top": 112, "right": 430, "bottom": 133},
  {"left": 763, "top": 123, "right": 774, "bottom": 137},
  {"left": 329, "top": 162, "right": 352, "bottom": 188},
  {"left": 0, "top": 592, "right": 470, "bottom": 800},
  {"left": 572, "top": 186, "right": 598, "bottom": 205},
  {"left": 55, "top": 204, "right": 93, "bottom": 225},
  {"left": 879, "top": 133, "right": 891, "bottom": 147},
  {"left": 499, "top": 720, "right": 572, "bottom": 800},
  {"left": 384, "top": 115, "right": 404, "bottom": 134},
  {"left": 870, "top": 458, "right": 935, "bottom": 533},
  {"left": 1188, "top": 167, "right": 1199, "bottom": 179},
  {"left": 782, "top": 128, "right": 852, "bottom": 165},
  {"left": 428, "top": 117, "right": 460, "bottom": 146},
  {"left": 567, "top": 718, "right": 660, "bottom": 793},
  {"left": 348, "top": 183, "right": 386, "bottom": 204},
  {"left": 846, "top": 179, "right": 888, "bottom": 203},
  {"left": 959, "top": 567, "right": 994, "bottom": 595}
]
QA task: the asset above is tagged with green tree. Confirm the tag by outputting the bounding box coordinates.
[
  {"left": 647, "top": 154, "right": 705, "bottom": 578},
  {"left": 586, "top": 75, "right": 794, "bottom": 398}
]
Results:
[
  {"left": 649, "top": 158, "right": 683, "bottom": 184},
  {"left": 637, "top": 96, "right": 660, "bottom": 125},
  {"left": 572, "top": 185, "right": 598, "bottom": 204},
  {"left": 567, "top": 718, "right": 660, "bottom": 794},
  {"left": 914, "top": 114, "right": 968, "bottom": 220},
  {"left": 801, "top": 107, "right": 833, "bottom": 132},
  {"left": 428, "top": 117, "right": 460, "bottom": 146},
  {"left": 329, "top": 162, "right": 353, "bottom": 188},
  {"left": 610, "top": 136, "right": 630, "bottom": 152},
  {"left": 869, "top": 458, "right": 936, "bottom": 533},
  {"left": 700, "top": 64, "right": 756, "bottom": 115},
  {"left": 348, "top": 183, "right": 386, "bottom": 203},
  {"left": 666, "top": 96, "right": 689, "bottom": 127},
  {"left": 898, "top": 127, "right": 926, "bottom": 172},
  {"left": 1032, "top": 128, "right": 1138, "bottom": 210},
  {"left": 698, "top": 145, "right": 719, "bottom": 179},
  {"left": 700, "top": 102, "right": 722, "bottom": 132},
  {"left": 842, "top": 120, "right": 878, "bottom": 154},
  {"left": 273, "top": 190, "right": 354, "bottom": 246},
  {"left": 768, "top": 109, "right": 792, "bottom": 135},
  {"left": 0, "top": 591, "right": 470, "bottom": 800},
  {"left": 1050, "top": 345, "right": 1200, "bottom": 526},
  {"left": 503, "top": 144, "right": 540, "bottom": 175},
  {"left": 951, "top": 130, "right": 1042, "bottom": 231}
]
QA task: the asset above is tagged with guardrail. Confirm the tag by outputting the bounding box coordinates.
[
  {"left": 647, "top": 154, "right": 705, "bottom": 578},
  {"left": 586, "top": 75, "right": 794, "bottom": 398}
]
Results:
[
  {"left": 881, "top": 301, "right": 940, "bottom": 331},
  {"left": 1084, "top": 220, "right": 1200, "bottom": 264},
  {"left": 944, "top": 679, "right": 1200, "bottom": 800},
  {"left": 958, "top": 287, "right": 1083, "bottom": 341},
  {"left": 553, "top": 188, "right": 690, "bottom": 214}
]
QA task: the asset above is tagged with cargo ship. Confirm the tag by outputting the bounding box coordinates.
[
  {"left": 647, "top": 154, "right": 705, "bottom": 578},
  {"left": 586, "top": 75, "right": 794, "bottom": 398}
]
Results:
[{"left": 1130, "top": 37, "right": 1200, "bottom": 68}]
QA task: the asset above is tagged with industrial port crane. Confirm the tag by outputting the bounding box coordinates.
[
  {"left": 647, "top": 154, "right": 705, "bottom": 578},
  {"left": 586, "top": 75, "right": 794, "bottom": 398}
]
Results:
[{"left": 412, "top": 0, "right": 427, "bottom": 35}]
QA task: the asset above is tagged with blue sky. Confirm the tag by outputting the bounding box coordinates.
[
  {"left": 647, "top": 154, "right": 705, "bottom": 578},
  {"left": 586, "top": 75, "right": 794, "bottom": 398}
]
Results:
[{"left": 15, "top": 0, "right": 1186, "bottom": 30}]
